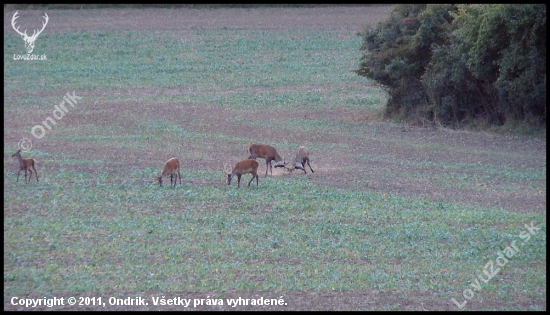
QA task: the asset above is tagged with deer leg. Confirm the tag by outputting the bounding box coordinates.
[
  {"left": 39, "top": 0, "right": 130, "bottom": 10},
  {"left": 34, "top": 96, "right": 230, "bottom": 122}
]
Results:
[
  {"left": 33, "top": 166, "right": 39, "bottom": 182},
  {"left": 16, "top": 169, "right": 21, "bottom": 182},
  {"left": 266, "top": 160, "right": 272, "bottom": 176},
  {"left": 307, "top": 159, "right": 314, "bottom": 173},
  {"left": 248, "top": 174, "right": 254, "bottom": 187},
  {"left": 28, "top": 168, "right": 33, "bottom": 182},
  {"left": 178, "top": 170, "right": 182, "bottom": 185},
  {"left": 255, "top": 173, "right": 259, "bottom": 186},
  {"left": 24, "top": 169, "right": 29, "bottom": 184},
  {"left": 237, "top": 174, "right": 242, "bottom": 188}
]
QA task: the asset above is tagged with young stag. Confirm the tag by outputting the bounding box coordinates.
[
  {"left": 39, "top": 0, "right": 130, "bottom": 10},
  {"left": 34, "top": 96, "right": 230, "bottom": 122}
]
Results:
[
  {"left": 158, "top": 157, "right": 182, "bottom": 187},
  {"left": 292, "top": 146, "right": 314, "bottom": 174},
  {"left": 11, "top": 149, "right": 39, "bottom": 183},
  {"left": 247, "top": 143, "right": 285, "bottom": 177},
  {"left": 225, "top": 159, "right": 260, "bottom": 188}
]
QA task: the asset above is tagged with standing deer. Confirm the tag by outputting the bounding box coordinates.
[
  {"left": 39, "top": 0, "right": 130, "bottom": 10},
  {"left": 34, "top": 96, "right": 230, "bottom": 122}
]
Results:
[
  {"left": 292, "top": 146, "right": 314, "bottom": 174},
  {"left": 158, "top": 157, "right": 182, "bottom": 187},
  {"left": 247, "top": 143, "right": 285, "bottom": 177},
  {"left": 225, "top": 159, "right": 260, "bottom": 188},
  {"left": 11, "top": 149, "right": 39, "bottom": 183}
]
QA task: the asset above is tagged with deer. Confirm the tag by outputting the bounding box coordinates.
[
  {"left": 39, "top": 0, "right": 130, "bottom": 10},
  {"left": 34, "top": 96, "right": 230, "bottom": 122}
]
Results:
[
  {"left": 11, "top": 11, "right": 49, "bottom": 54},
  {"left": 224, "top": 159, "right": 260, "bottom": 188},
  {"left": 11, "top": 149, "right": 39, "bottom": 184},
  {"left": 157, "top": 157, "right": 182, "bottom": 187},
  {"left": 291, "top": 146, "right": 314, "bottom": 174},
  {"left": 247, "top": 143, "right": 286, "bottom": 177}
]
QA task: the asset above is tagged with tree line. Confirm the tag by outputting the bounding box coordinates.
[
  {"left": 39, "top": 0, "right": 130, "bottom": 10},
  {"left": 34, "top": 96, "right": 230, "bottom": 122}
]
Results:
[{"left": 355, "top": 4, "right": 546, "bottom": 130}]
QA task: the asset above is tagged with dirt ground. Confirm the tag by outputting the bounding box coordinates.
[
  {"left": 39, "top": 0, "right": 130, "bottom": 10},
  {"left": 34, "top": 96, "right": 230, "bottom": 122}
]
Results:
[
  {"left": 4, "top": 5, "right": 393, "bottom": 35},
  {"left": 4, "top": 5, "right": 546, "bottom": 311}
]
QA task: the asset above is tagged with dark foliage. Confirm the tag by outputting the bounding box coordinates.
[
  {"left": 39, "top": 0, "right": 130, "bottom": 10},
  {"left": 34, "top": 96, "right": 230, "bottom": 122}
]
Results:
[{"left": 356, "top": 4, "right": 546, "bottom": 129}]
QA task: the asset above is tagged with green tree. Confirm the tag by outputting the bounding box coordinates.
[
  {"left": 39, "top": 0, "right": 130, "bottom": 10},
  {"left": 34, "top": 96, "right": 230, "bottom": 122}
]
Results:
[{"left": 356, "top": 4, "right": 546, "bottom": 129}]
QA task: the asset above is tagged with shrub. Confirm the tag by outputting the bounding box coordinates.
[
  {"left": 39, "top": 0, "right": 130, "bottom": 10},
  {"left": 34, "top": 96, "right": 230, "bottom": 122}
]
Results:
[{"left": 356, "top": 4, "right": 546, "bottom": 129}]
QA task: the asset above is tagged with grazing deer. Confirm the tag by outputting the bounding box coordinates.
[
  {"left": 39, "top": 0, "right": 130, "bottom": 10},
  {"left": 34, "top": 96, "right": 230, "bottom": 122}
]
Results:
[
  {"left": 225, "top": 159, "right": 260, "bottom": 188},
  {"left": 292, "top": 146, "right": 314, "bottom": 174},
  {"left": 247, "top": 143, "right": 285, "bottom": 177},
  {"left": 11, "top": 149, "right": 39, "bottom": 183},
  {"left": 158, "top": 157, "right": 182, "bottom": 187}
]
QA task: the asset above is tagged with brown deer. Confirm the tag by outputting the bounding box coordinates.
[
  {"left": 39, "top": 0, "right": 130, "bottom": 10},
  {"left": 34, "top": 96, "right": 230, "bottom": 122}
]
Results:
[
  {"left": 247, "top": 143, "right": 285, "bottom": 177},
  {"left": 158, "top": 157, "right": 182, "bottom": 187},
  {"left": 11, "top": 149, "right": 38, "bottom": 183},
  {"left": 292, "top": 146, "right": 314, "bottom": 174},
  {"left": 225, "top": 159, "right": 260, "bottom": 188}
]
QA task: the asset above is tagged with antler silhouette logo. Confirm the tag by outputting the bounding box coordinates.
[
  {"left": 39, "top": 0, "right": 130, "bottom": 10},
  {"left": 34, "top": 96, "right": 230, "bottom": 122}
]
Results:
[{"left": 11, "top": 11, "right": 49, "bottom": 54}]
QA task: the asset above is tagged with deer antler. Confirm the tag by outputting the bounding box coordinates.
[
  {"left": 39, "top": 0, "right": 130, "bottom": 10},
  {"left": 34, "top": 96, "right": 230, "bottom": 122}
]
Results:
[
  {"left": 11, "top": 11, "right": 48, "bottom": 40},
  {"left": 11, "top": 11, "right": 28, "bottom": 37},
  {"left": 31, "top": 12, "right": 49, "bottom": 39}
]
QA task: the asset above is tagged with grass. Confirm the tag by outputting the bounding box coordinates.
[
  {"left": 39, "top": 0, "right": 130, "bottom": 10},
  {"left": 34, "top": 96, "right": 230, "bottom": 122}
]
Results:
[
  {"left": 4, "top": 174, "right": 546, "bottom": 296},
  {"left": 5, "top": 29, "right": 363, "bottom": 94},
  {"left": 4, "top": 7, "right": 546, "bottom": 311}
]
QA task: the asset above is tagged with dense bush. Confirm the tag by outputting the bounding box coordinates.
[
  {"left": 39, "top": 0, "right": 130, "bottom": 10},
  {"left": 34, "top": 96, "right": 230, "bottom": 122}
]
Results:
[{"left": 356, "top": 4, "right": 546, "bottom": 129}]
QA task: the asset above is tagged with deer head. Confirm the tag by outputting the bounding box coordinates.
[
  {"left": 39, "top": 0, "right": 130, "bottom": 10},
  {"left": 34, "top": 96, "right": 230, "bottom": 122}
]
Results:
[
  {"left": 224, "top": 159, "right": 259, "bottom": 188},
  {"left": 224, "top": 161, "right": 234, "bottom": 184},
  {"left": 11, "top": 11, "right": 49, "bottom": 54}
]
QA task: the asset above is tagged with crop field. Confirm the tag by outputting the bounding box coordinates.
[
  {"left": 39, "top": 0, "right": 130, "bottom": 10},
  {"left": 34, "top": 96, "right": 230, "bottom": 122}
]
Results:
[{"left": 3, "top": 5, "right": 546, "bottom": 310}]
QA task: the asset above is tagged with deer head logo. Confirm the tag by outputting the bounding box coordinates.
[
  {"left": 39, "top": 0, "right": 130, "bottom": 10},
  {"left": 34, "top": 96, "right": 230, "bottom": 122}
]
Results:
[{"left": 11, "top": 11, "right": 49, "bottom": 54}]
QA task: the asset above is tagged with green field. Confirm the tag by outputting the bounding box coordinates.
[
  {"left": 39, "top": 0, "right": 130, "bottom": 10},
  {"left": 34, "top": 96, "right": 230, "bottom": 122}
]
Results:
[{"left": 4, "top": 7, "right": 546, "bottom": 310}]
